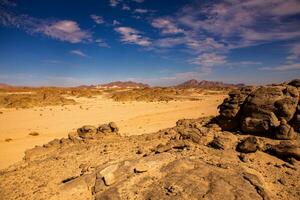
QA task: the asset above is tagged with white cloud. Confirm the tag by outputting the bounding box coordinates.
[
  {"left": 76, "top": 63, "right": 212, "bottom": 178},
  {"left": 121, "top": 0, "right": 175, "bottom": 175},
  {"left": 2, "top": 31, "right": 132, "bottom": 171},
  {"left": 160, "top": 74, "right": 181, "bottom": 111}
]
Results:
[
  {"left": 122, "top": 4, "right": 130, "bottom": 10},
  {"left": 90, "top": 14, "right": 104, "bottom": 24},
  {"left": 191, "top": 53, "right": 227, "bottom": 66},
  {"left": 113, "top": 20, "right": 120, "bottom": 25},
  {"left": 239, "top": 61, "right": 262, "bottom": 65},
  {"left": 109, "top": 0, "right": 119, "bottom": 7},
  {"left": 95, "top": 38, "right": 110, "bottom": 48},
  {"left": 287, "top": 42, "right": 300, "bottom": 60},
  {"left": 70, "top": 49, "right": 87, "bottom": 57},
  {"left": 259, "top": 63, "right": 300, "bottom": 71},
  {"left": 115, "top": 26, "right": 151, "bottom": 46},
  {"left": 0, "top": 7, "right": 92, "bottom": 44},
  {"left": 190, "top": 53, "right": 227, "bottom": 73},
  {"left": 177, "top": 0, "right": 300, "bottom": 46},
  {"left": 152, "top": 18, "right": 184, "bottom": 35},
  {"left": 134, "top": 9, "right": 148, "bottom": 14},
  {"left": 38, "top": 20, "right": 92, "bottom": 43},
  {"left": 155, "top": 37, "right": 185, "bottom": 48}
]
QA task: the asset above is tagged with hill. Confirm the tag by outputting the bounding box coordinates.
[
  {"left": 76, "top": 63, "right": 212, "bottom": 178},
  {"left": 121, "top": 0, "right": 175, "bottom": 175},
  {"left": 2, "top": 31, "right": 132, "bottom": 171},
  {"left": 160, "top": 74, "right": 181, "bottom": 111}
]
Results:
[
  {"left": 176, "top": 79, "right": 245, "bottom": 89},
  {"left": 0, "top": 83, "right": 11, "bottom": 89},
  {"left": 97, "top": 81, "right": 149, "bottom": 89}
]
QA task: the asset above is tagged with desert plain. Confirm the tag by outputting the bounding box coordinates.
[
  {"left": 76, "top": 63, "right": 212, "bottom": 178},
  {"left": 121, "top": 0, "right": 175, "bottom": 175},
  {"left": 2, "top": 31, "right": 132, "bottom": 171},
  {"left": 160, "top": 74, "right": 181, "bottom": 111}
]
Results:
[{"left": 0, "top": 86, "right": 225, "bottom": 169}]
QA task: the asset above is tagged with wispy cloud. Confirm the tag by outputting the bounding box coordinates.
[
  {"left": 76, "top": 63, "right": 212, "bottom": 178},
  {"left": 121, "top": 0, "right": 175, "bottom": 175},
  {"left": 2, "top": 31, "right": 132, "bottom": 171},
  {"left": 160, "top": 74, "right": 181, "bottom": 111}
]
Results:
[
  {"left": 287, "top": 42, "right": 300, "bottom": 61},
  {"left": 155, "top": 37, "right": 185, "bottom": 48},
  {"left": 134, "top": 8, "right": 148, "bottom": 14},
  {"left": 114, "top": 26, "right": 151, "bottom": 46},
  {"left": 95, "top": 38, "right": 110, "bottom": 48},
  {"left": 189, "top": 53, "right": 227, "bottom": 73},
  {"left": 149, "top": 0, "right": 300, "bottom": 73},
  {"left": 152, "top": 18, "right": 184, "bottom": 35},
  {"left": 38, "top": 20, "right": 92, "bottom": 43},
  {"left": 260, "top": 63, "right": 300, "bottom": 71},
  {"left": 0, "top": 3, "right": 92, "bottom": 43},
  {"left": 177, "top": 0, "right": 300, "bottom": 47},
  {"left": 122, "top": 4, "right": 130, "bottom": 11},
  {"left": 90, "top": 14, "right": 104, "bottom": 24},
  {"left": 70, "top": 49, "right": 87, "bottom": 57},
  {"left": 109, "top": 0, "right": 119, "bottom": 7},
  {"left": 113, "top": 20, "right": 120, "bottom": 26}
]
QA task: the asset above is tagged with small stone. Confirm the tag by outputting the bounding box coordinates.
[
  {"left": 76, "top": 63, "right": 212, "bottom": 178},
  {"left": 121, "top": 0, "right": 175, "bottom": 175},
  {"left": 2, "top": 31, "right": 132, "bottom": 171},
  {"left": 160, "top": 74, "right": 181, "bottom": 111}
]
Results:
[
  {"left": 134, "top": 163, "right": 149, "bottom": 173},
  {"left": 206, "top": 123, "right": 222, "bottom": 131},
  {"left": 136, "top": 148, "right": 143, "bottom": 154},
  {"left": 98, "top": 124, "right": 112, "bottom": 133},
  {"left": 108, "top": 122, "right": 119, "bottom": 132},
  {"left": 278, "top": 178, "right": 287, "bottom": 185},
  {"left": 68, "top": 132, "right": 80, "bottom": 141},
  {"left": 209, "top": 137, "right": 225, "bottom": 150},
  {"left": 77, "top": 125, "right": 97, "bottom": 139},
  {"left": 236, "top": 137, "right": 258, "bottom": 153},
  {"left": 238, "top": 153, "right": 249, "bottom": 163}
]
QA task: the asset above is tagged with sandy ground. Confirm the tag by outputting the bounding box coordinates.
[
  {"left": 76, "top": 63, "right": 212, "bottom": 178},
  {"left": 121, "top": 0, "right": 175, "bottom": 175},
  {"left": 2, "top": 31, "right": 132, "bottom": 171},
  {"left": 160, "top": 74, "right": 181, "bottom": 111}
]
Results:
[{"left": 0, "top": 94, "right": 224, "bottom": 169}]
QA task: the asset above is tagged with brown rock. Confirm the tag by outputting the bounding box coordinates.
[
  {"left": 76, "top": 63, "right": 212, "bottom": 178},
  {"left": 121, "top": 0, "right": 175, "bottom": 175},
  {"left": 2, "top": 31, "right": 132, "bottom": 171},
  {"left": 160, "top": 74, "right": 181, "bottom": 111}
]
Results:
[
  {"left": 77, "top": 125, "right": 97, "bottom": 139},
  {"left": 266, "top": 143, "right": 300, "bottom": 161},
  {"left": 98, "top": 164, "right": 119, "bottom": 186},
  {"left": 275, "top": 119, "right": 297, "bottom": 140},
  {"left": 236, "top": 137, "right": 259, "bottom": 153}
]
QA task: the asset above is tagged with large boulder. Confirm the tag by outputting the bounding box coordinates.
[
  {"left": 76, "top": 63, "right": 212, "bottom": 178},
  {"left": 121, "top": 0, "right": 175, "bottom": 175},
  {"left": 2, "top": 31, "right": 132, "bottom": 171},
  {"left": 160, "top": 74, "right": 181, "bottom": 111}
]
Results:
[
  {"left": 217, "top": 86, "right": 256, "bottom": 131},
  {"left": 217, "top": 80, "right": 299, "bottom": 139}
]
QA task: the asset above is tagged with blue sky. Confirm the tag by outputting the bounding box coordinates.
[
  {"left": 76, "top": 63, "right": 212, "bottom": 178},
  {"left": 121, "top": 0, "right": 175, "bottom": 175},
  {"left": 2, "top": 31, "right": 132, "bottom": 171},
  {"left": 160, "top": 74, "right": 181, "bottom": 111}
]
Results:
[{"left": 0, "top": 0, "right": 300, "bottom": 86}]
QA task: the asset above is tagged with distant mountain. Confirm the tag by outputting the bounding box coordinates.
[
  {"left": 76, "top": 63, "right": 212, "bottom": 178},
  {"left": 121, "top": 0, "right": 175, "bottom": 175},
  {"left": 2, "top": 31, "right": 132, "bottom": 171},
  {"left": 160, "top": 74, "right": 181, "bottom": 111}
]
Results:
[
  {"left": 0, "top": 83, "right": 11, "bottom": 89},
  {"left": 176, "top": 79, "right": 245, "bottom": 89},
  {"left": 96, "top": 81, "right": 149, "bottom": 89}
]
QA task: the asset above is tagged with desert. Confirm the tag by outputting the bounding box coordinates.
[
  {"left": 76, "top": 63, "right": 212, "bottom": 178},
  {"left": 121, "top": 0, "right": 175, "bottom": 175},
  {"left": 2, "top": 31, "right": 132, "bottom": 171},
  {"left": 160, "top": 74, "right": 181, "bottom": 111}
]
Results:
[
  {"left": 0, "top": 85, "right": 226, "bottom": 169},
  {"left": 1, "top": 0, "right": 300, "bottom": 199},
  {"left": 0, "top": 79, "right": 299, "bottom": 200}
]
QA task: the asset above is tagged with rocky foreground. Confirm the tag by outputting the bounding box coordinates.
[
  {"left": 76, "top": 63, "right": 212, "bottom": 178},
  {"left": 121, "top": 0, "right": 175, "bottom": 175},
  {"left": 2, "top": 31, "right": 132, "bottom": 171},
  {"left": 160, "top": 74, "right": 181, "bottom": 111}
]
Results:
[{"left": 0, "top": 80, "right": 300, "bottom": 200}]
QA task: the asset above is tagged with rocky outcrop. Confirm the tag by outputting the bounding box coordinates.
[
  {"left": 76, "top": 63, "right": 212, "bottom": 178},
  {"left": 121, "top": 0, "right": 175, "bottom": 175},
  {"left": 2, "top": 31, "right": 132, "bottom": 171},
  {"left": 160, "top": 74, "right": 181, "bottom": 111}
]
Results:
[
  {"left": 1, "top": 117, "right": 299, "bottom": 200},
  {"left": 217, "top": 79, "right": 300, "bottom": 139},
  {"left": 77, "top": 122, "right": 119, "bottom": 139}
]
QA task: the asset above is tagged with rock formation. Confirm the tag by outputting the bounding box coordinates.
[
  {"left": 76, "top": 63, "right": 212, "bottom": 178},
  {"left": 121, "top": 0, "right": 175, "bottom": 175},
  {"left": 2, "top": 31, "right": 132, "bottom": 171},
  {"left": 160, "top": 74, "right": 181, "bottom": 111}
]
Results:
[
  {"left": 0, "top": 116, "right": 299, "bottom": 200},
  {"left": 217, "top": 79, "right": 300, "bottom": 139}
]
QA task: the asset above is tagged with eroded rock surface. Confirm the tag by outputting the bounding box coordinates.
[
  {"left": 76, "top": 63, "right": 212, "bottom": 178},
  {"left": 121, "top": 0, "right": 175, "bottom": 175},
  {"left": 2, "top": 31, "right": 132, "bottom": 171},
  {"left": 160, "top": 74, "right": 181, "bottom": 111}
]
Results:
[
  {"left": 217, "top": 79, "right": 300, "bottom": 139},
  {"left": 0, "top": 117, "right": 299, "bottom": 200}
]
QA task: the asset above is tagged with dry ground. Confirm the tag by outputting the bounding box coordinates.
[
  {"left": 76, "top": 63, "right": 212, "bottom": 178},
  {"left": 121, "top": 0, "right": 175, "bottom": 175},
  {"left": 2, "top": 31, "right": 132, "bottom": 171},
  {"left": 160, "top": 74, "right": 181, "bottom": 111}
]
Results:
[{"left": 0, "top": 92, "right": 225, "bottom": 169}]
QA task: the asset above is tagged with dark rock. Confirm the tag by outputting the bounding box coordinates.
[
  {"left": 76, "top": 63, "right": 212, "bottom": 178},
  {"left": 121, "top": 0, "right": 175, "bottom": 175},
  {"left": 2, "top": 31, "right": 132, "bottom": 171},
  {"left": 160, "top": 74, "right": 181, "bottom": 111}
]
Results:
[
  {"left": 209, "top": 137, "right": 226, "bottom": 150},
  {"left": 108, "top": 122, "right": 119, "bottom": 133},
  {"left": 77, "top": 125, "right": 97, "bottom": 139},
  {"left": 238, "top": 153, "right": 249, "bottom": 163},
  {"left": 236, "top": 137, "right": 259, "bottom": 153},
  {"left": 288, "top": 79, "right": 300, "bottom": 88},
  {"left": 98, "top": 124, "right": 112, "bottom": 133},
  {"left": 265, "top": 143, "right": 300, "bottom": 161}
]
